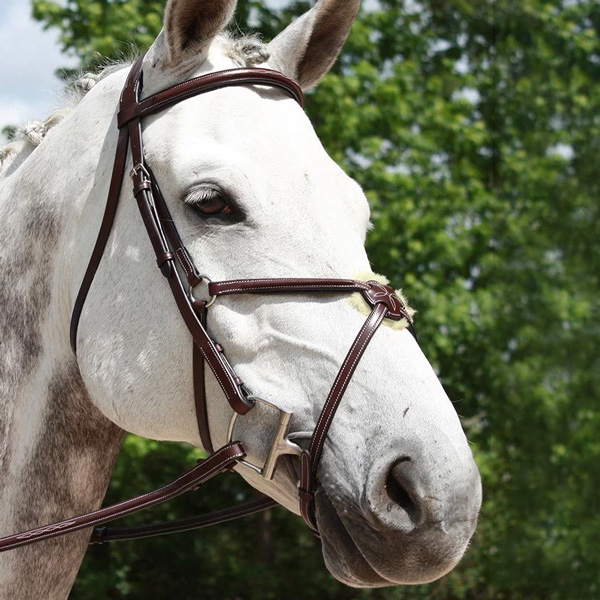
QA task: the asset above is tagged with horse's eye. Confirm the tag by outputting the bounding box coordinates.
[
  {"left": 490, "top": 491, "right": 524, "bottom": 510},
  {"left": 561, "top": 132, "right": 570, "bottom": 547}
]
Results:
[
  {"left": 194, "top": 194, "right": 232, "bottom": 216},
  {"left": 184, "top": 186, "right": 232, "bottom": 216}
]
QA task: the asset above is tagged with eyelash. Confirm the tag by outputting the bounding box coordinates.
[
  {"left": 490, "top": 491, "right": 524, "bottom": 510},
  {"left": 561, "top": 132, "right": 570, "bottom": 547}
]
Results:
[{"left": 184, "top": 187, "right": 232, "bottom": 216}]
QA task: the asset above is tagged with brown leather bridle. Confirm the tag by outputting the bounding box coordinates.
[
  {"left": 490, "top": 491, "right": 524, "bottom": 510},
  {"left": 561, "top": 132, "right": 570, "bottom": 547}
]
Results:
[{"left": 0, "top": 55, "right": 414, "bottom": 552}]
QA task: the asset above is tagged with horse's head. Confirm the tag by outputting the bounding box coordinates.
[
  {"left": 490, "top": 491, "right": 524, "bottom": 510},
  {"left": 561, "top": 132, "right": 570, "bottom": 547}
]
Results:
[{"left": 75, "top": 0, "right": 481, "bottom": 587}]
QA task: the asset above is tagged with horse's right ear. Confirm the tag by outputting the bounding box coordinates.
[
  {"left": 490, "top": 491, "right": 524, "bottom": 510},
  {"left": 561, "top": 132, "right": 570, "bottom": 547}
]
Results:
[
  {"left": 267, "top": 0, "right": 361, "bottom": 90},
  {"left": 154, "top": 0, "right": 237, "bottom": 72}
]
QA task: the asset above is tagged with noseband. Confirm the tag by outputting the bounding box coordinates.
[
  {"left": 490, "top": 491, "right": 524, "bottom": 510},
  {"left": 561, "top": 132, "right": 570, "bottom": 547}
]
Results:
[{"left": 0, "top": 55, "right": 414, "bottom": 552}]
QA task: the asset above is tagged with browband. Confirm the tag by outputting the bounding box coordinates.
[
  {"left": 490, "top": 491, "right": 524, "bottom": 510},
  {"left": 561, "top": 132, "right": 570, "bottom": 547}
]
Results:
[{"left": 117, "top": 67, "right": 305, "bottom": 127}]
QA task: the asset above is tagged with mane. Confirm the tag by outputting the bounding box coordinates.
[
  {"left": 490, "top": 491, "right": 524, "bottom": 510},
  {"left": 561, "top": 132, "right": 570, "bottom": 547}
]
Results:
[
  {"left": 0, "top": 33, "right": 269, "bottom": 176},
  {"left": 0, "top": 63, "right": 128, "bottom": 176}
]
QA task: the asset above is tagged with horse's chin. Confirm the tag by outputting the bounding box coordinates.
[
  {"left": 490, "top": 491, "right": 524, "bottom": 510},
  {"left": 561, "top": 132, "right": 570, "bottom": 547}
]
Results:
[
  {"left": 315, "top": 489, "right": 462, "bottom": 588},
  {"left": 316, "top": 491, "right": 398, "bottom": 588}
]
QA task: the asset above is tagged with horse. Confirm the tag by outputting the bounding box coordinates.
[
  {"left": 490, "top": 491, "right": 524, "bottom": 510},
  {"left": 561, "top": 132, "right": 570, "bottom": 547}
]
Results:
[{"left": 0, "top": 0, "right": 482, "bottom": 597}]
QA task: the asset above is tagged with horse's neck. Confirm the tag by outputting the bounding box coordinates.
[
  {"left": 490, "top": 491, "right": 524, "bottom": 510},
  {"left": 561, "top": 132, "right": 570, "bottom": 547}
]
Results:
[
  {"left": 0, "top": 356, "right": 124, "bottom": 599},
  {"left": 0, "top": 71, "right": 127, "bottom": 600}
]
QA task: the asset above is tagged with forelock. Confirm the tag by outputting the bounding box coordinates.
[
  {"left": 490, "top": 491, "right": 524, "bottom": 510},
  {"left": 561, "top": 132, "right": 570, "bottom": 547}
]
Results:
[{"left": 221, "top": 32, "right": 270, "bottom": 67}]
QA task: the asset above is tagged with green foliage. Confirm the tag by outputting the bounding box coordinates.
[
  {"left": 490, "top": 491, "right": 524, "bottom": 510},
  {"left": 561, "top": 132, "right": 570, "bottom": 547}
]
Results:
[
  {"left": 1, "top": 125, "right": 17, "bottom": 142},
  {"left": 32, "top": 0, "right": 600, "bottom": 598},
  {"left": 32, "top": 0, "right": 164, "bottom": 70}
]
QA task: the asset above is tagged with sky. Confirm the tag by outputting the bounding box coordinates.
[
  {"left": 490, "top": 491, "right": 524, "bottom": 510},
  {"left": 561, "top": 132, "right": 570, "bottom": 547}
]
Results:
[{"left": 0, "top": 0, "right": 78, "bottom": 143}]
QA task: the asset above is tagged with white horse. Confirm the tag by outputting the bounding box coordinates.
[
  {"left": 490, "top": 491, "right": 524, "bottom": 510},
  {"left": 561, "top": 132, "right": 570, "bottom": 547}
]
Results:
[{"left": 0, "top": 0, "right": 481, "bottom": 597}]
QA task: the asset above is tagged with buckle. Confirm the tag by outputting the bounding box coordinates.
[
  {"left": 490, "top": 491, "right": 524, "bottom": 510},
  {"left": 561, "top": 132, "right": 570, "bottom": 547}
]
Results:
[
  {"left": 129, "top": 163, "right": 150, "bottom": 181},
  {"left": 227, "top": 397, "right": 302, "bottom": 480}
]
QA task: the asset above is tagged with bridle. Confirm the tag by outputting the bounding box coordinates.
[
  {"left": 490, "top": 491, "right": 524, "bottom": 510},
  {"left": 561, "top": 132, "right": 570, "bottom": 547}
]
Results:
[{"left": 0, "top": 55, "right": 414, "bottom": 552}]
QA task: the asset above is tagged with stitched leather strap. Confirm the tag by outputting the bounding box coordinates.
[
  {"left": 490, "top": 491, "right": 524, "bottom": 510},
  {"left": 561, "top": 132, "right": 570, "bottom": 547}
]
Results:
[
  {"left": 194, "top": 304, "right": 214, "bottom": 454},
  {"left": 69, "top": 56, "right": 145, "bottom": 353},
  {"left": 0, "top": 443, "right": 245, "bottom": 553},
  {"left": 299, "top": 303, "right": 388, "bottom": 532},
  {"left": 209, "top": 278, "right": 370, "bottom": 296},
  {"left": 149, "top": 171, "right": 203, "bottom": 287},
  {"left": 118, "top": 68, "right": 304, "bottom": 127},
  {"left": 90, "top": 495, "right": 276, "bottom": 544}
]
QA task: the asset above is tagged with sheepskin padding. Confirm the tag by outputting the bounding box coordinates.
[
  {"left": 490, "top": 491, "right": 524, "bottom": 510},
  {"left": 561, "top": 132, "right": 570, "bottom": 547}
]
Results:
[{"left": 349, "top": 272, "right": 416, "bottom": 331}]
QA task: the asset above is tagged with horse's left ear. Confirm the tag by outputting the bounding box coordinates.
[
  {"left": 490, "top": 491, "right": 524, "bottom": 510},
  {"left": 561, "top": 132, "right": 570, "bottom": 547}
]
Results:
[
  {"left": 267, "top": 0, "right": 360, "bottom": 90},
  {"left": 161, "top": 0, "right": 238, "bottom": 70}
]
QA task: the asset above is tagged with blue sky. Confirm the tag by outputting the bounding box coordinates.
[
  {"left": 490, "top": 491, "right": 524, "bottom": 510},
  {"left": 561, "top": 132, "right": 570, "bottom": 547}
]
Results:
[{"left": 0, "top": 0, "right": 77, "bottom": 143}]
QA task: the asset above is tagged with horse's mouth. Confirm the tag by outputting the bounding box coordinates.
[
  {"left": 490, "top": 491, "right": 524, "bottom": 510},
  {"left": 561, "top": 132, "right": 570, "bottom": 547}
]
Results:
[
  {"left": 279, "top": 452, "right": 416, "bottom": 586},
  {"left": 269, "top": 454, "right": 389, "bottom": 586},
  {"left": 314, "top": 488, "right": 399, "bottom": 588},
  {"left": 314, "top": 481, "right": 477, "bottom": 588}
]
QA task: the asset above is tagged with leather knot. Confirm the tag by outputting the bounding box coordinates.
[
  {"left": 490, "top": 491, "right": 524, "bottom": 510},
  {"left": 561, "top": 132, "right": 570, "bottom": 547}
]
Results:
[{"left": 362, "top": 281, "right": 409, "bottom": 321}]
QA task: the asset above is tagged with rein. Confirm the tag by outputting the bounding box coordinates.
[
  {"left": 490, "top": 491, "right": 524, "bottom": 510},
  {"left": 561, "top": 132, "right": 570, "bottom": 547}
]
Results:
[{"left": 0, "top": 55, "right": 414, "bottom": 552}]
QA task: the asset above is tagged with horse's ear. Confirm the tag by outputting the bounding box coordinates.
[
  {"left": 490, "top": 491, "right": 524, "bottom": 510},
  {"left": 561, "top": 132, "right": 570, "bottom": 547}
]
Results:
[
  {"left": 161, "top": 0, "right": 237, "bottom": 69},
  {"left": 267, "top": 0, "right": 360, "bottom": 90}
]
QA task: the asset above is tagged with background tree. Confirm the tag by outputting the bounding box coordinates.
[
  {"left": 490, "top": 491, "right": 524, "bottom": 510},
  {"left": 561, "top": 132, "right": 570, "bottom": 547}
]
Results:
[
  {"left": 31, "top": 0, "right": 600, "bottom": 598},
  {"left": 1, "top": 126, "right": 17, "bottom": 142}
]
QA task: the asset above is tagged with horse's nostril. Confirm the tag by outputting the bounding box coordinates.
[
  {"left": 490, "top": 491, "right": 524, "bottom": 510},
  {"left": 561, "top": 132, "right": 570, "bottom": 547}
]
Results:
[{"left": 385, "top": 457, "right": 418, "bottom": 522}]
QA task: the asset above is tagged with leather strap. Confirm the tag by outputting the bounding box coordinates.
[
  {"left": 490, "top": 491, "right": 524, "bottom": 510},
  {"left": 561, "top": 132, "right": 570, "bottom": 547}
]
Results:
[
  {"left": 210, "top": 278, "right": 370, "bottom": 296},
  {"left": 194, "top": 305, "right": 214, "bottom": 454},
  {"left": 0, "top": 443, "right": 245, "bottom": 553},
  {"left": 90, "top": 495, "right": 276, "bottom": 544},
  {"left": 149, "top": 171, "right": 203, "bottom": 287},
  {"left": 299, "top": 303, "right": 388, "bottom": 531},
  {"left": 118, "top": 68, "right": 304, "bottom": 127},
  {"left": 70, "top": 56, "right": 145, "bottom": 353}
]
